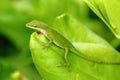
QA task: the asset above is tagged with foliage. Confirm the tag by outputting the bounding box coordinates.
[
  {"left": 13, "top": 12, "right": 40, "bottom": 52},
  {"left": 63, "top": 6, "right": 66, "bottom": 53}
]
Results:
[
  {"left": 30, "top": 14, "right": 120, "bottom": 80},
  {"left": 0, "top": 0, "right": 120, "bottom": 80}
]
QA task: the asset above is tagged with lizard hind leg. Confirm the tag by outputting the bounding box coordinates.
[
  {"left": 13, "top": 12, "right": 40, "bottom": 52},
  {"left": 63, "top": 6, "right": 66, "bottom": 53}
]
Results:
[
  {"left": 64, "top": 48, "right": 70, "bottom": 66},
  {"left": 57, "top": 48, "right": 70, "bottom": 67}
]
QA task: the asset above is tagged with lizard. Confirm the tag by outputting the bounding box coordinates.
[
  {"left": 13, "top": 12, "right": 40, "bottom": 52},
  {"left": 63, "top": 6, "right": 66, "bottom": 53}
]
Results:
[{"left": 26, "top": 20, "right": 120, "bottom": 66}]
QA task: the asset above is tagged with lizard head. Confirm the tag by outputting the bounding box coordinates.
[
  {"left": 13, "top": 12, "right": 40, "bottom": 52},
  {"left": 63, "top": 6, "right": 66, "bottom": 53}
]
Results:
[
  {"left": 26, "top": 20, "right": 48, "bottom": 34},
  {"left": 26, "top": 20, "right": 46, "bottom": 29}
]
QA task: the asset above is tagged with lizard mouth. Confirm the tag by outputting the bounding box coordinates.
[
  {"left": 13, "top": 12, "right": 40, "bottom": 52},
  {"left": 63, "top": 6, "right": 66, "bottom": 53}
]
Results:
[
  {"left": 26, "top": 23, "right": 37, "bottom": 30},
  {"left": 26, "top": 23, "right": 32, "bottom": 27}
]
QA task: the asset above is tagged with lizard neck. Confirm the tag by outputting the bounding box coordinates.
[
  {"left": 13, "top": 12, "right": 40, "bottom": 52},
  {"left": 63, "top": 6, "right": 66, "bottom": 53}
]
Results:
[{"left": 39, "top": 28, "right": 46, "bottom": 34}]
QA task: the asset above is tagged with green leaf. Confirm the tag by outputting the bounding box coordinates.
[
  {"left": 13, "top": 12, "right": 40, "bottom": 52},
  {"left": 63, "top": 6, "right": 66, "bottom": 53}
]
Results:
[
  {"left": 83, "top": 0, "right": 120, "bottom": 38},
  {"left": 53, "top": 14, "right": 120, "bottom": 64},
  {"left": 53, "top": 14, "right": 109, "bottom": 44},
  {"left": 30, "top": 14, "right": 120, "bottom": 80},
  {"left": 30, "top": 32, "right": 98, "bottom": 80}
]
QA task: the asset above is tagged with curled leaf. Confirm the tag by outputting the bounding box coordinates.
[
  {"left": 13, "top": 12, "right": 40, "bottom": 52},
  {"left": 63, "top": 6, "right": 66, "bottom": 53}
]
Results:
[
  {"left": 83, "top": 0, "right": 120, "bottom": 38},
  {"left": 29, "top": 14, "right": 120, "bottom": 80},
  {"left": 30, "top": 32, "right": 98, "bottom": 80}
]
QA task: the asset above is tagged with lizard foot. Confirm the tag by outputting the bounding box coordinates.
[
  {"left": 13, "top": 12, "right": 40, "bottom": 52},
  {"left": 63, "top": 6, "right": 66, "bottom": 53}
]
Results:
[
  {"left": 57, "top": 62, "right": 70, "bottom": 72},
  {"left": 42, "top": 43, "right": 49, "bottom": 50},
  {"left": 57, "top": 61, "right": 69, "bottom": 67}
]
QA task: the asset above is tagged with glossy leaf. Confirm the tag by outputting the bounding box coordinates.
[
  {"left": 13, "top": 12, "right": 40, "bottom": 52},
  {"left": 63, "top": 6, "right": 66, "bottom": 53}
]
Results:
[
  {"left": 30, "top": 32, "right": 98, "bottom": 80},
  {"left": 30, "top": 14, "right": 120, "bottom": 80}
]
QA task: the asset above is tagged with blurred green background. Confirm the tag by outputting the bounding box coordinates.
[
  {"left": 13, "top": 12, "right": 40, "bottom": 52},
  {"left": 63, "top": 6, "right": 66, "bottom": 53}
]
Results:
[{"left": 0, "top": 0, "right": 119, "bottom": 80}]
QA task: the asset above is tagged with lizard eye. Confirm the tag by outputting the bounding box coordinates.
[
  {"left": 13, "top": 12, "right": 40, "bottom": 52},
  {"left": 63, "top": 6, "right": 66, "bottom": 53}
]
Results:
[{"left": 33, "top": 25, "right": 37, "bottom": 27}]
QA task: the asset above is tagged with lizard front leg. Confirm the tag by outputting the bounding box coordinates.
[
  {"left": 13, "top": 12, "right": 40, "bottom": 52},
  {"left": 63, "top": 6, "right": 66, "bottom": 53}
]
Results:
[{"left": 42, "top": 40, "right": 52, "bottom": 49}]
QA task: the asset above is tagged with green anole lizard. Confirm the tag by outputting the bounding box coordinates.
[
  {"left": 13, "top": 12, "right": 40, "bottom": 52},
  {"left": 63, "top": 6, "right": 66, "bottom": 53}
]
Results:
[{"left": 26, "top": 20, "right": 120, "bottom": 66}]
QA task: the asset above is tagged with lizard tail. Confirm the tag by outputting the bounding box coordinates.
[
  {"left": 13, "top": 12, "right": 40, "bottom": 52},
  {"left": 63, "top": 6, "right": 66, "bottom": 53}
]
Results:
[{"left": 70, "top": 47, "right": 120, "bottom": 64}]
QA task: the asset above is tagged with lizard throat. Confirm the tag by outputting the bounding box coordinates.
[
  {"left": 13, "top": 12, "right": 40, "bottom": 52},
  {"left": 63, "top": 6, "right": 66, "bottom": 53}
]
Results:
[{"left": 39, "top": 29, "right": 46, "bottom": 34}]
